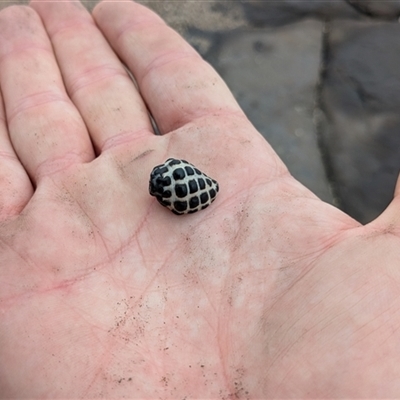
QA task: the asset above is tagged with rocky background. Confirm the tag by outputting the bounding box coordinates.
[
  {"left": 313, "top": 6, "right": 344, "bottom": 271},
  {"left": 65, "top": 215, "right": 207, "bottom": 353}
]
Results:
[{"left": 2, "top": 0, "right": 400, "bottom": 224}]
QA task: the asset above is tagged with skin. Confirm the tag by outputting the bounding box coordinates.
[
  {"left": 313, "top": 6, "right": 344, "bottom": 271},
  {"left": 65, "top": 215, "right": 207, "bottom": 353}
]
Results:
[{"left": 0, "top": 0, "right": 400, "bottom": 397}]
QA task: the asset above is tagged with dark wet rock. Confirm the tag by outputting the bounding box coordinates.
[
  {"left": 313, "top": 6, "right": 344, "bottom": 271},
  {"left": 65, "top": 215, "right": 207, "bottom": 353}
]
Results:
[
  {"left": 241, "top": 0, "right": 361, "bottom": 27},
  {"left": 319, "top": 20, "right": 400, "bottom": 223},
  {"left": 346, "top": 0, "right": 400, "bottom": 19},
  {"left": 205, "top": 20, "right": 333, "bottom": 203}
]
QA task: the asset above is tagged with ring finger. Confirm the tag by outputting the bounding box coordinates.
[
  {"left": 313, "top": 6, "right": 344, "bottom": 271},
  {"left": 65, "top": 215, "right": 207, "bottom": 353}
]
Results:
[
  {"left": 30, "top": 0, "right": 154, "bottom": 154},
  {"left": 0, "top": 6, "right": 95, "bottom": 184}
]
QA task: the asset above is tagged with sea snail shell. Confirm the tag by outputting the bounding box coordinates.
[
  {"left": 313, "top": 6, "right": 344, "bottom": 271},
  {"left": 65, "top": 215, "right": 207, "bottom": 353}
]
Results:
[{"left": 149, "top": 158, "right": 219, "bottom": 215}]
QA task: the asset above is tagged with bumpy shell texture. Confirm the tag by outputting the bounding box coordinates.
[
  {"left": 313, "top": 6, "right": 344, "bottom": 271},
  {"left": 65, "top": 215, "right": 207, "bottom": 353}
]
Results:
[{"left": 149, "top": 158, "right": 219, "bottom": 215}]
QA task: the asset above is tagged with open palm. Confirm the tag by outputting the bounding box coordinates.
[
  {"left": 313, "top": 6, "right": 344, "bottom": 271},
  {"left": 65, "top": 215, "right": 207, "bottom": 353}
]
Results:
[{"left": 1, "top": 1, "right": 400, "bottom": 398}]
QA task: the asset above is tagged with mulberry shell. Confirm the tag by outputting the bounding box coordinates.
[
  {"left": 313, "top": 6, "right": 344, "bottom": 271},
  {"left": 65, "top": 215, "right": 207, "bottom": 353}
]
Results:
[{"left": 149, "top": 158, "right": 219, "bottom": 215}]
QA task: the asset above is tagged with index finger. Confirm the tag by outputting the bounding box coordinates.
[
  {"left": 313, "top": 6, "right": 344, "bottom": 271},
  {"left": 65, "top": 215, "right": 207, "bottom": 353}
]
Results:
[{"left": 92, "top": 0, "right": 243, "bottom": 134}]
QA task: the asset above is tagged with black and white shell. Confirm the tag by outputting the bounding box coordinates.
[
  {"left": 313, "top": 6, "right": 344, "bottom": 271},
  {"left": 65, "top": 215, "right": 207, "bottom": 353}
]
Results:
[{"left": 149, "top": 158, "right": 219, "bottom": 215}]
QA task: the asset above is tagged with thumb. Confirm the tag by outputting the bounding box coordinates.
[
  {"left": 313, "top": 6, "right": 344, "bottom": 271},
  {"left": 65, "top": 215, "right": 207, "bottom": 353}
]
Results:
[{"left": 368, "top": 173, "right": 400, "bottom": 235}]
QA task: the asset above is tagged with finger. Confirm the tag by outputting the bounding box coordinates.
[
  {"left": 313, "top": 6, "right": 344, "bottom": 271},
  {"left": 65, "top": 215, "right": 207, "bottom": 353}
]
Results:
[
  {"left": 394, "top": 174, "right": 400, "bottom": 198},
  {"left": 0, "top": 90, "right": 33, "bottom": 218},
  {"left": 30, "top": 0, "right": 153, "bottom": 153},
  {"left": 371, "top": 173, "right": 400, "bottom": 233},
  {"left": 92, "top": 0, "right": 243, "bottom": 134},
  {"left": 0, "top": 6, "right": 94, "bottom": 184}
]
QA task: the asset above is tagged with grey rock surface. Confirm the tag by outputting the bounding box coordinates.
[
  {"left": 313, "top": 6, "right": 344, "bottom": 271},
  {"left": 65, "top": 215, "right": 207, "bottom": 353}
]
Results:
[
  {"left": 241, "top": 0, "right": 361, "bottom": 26},
  {"left": 141, "top": 0, "right": 248, "bottom": 34},
  {"left": 203, "top": 20, "right": 333, "bottom": 203},
  {"left": 346, "top": 0, "right": 400, "bottom": 18},
  {"left": 320, "top": 20, "right": 400, "bottom": 223}
]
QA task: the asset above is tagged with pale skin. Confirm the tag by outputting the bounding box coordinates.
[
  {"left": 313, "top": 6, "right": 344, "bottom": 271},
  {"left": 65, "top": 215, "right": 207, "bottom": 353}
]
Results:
[{"left": 0, "top": 1, "right": 400, "bottom": 398}]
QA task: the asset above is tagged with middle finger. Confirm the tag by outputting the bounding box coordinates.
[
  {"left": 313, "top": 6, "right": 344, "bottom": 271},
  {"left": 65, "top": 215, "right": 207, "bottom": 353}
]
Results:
[{"left": 31, "top": 0, "right": 154, "bottom": 154}]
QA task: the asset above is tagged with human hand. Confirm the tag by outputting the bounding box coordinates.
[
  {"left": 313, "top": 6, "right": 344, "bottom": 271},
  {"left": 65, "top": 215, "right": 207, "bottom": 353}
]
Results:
[{"left": 1, "top": 1, "right": 400, "bottom": 397}]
